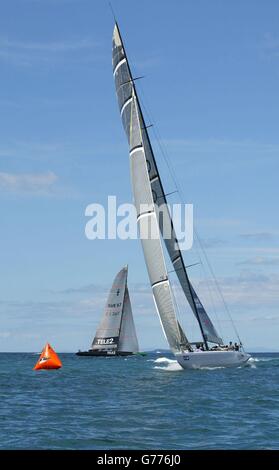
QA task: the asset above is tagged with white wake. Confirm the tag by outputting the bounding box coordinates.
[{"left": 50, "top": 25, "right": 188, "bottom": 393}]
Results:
[{"left": 153, "top": 357, "right": 183, "bottom": 372}]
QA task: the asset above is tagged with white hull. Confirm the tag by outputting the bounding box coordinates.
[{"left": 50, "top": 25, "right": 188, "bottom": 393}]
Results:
[{"left": 175, "top": 350, "right": 251, "bottom": 369}]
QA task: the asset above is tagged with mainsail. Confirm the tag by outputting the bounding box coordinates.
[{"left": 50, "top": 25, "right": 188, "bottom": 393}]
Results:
[
  {"left": 91, "top": 265, "right": 138, "bottom": 353},
  {"left": 112, "top": 24, "right": 222, "bottom": 350}
]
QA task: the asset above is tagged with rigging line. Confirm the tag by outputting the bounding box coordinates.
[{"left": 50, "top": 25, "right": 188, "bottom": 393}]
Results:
[
  {"left": 188, "top": 229, "right": 224, "bottom": 340},
  {"left": 196, "top": 247, "right": 224, "bottom": 342},
  {"left": 136, "top": 85, "right": 183, "bottom": 196},
  {"left": 165, "top": 254, "right": 187, "bottom": 346},
  {"left": 137, "top": 89, "right": 210, "bottom": 348},
  {"left": 172, "top": 278, "right": 199, "bottom": 347},
  {"left": 190, "top": 224, "right": 232, "bottom": 343},
  {"left": 168, "top": 262, "right": 200, "bottom": 275},
  {"left": 169, "top": 276, "right": 190, "bottom": 349},
  {"left": 127, "top": 61, "right": 208, "bottom": 347},
  {"left": 133, "top": 60, "right": 242, "bottom": 349},
  {"left": 126, "top": 53, "right": 187, "bottom": 206},
  {"left": 205, "top": 272, "right": 223, "bottom": 341},
  {"left": 117, "top": 36, "right": 182, "bottom": 204},
  {"left": 136, "top": 85, "right": 241, "bottom": 343},
  {"left": 194, "top": 228, "right": 243, "bottom": 347},
  {"left": 108, "top": 2, "right": 117, "bottom": 22},
  {"left": 119, "top": 76, "right": 145, "bottom": 87},
  {"left": 156, "top": 190, "right": 178, "bottom": 201},
  {"left": 141, "top": 97, "right": 185, "bottom": 199}
]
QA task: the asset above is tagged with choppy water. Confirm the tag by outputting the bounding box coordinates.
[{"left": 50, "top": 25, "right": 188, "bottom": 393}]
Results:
[{"left": 0, "top": 352, "right": 278, "bottom": 449}]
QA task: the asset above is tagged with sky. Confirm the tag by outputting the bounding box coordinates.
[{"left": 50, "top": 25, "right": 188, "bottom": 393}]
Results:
[{"left": 0, "top": 0, "right": 278, "bottom": 352}]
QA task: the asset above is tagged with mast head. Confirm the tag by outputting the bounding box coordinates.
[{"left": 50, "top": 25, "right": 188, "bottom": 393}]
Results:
[{"left": 113, "top": 23, "right": 121, "bottom": 46}]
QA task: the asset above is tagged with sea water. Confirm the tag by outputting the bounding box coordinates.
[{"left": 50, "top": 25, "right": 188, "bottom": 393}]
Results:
[{"left": 0, "top": 352, "right": 278, "bottom": 449}]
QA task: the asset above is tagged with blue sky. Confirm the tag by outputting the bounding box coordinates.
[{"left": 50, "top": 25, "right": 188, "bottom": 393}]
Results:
[{"left": 0, "top": 0, "right": 278, "bottom": 351}]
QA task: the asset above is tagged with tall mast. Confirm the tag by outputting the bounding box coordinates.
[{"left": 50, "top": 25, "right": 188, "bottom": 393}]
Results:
[
  {"left": 113, "top": 23, "right": 189, "bottom": 351},
  {"left": 113, "top": 23, "right": 212, "bottom": 350}
]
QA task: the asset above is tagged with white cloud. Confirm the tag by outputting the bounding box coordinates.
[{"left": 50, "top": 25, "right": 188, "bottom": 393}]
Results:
[
  {"left": 0, "top": 36, "right": 97, "bottom": 67},
  {"left": 54, "top": 284, "right": 107, "bottom": 295},
  {"left": 0, "top": 171, "right": 58, "bottom": 194},
  {"left": 193, "top": 271, "right": 279, "bottom": 310},
  {"left": 1, "top": 271, "right": 278, "bottom": 351},
  {"left": 0, "top": 331, "right": 11, "bottom": 339},
  {"left": 163, "top": 138, "right": 279, "bottom": 155},
  {"left": 238, "top": 256, "right": 279, "bottom": 266},
  {"left": 197, "top": 218, "right": 245, "bottom": 230},
  {"left": 0, "top": 38, "right": 96, "bottom": 53},
  {"left": 199, "top": 237, "right": 226, "bottom": 248},
  {"left": 239, "top": 232, "right": 276, "bottom": 242}
]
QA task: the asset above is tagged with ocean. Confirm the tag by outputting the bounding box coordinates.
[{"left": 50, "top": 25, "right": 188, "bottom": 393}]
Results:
[{"left": 0, "top": 351, "right": 278, "bottom": 450}]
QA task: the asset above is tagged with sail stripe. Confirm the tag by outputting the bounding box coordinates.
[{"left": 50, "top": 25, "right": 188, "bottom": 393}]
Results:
[
  {"left": 137, "top": 210, "right": 153, "bottom": 221},
  {"left": 121, "top": 96, "right": 133, "bottom": 116},
  {"left": 150, "top": 176, "right": 159, "bottom": 183},
  {"left": 130, "top": 145, "right": 143, "bottom": 156},
  {"left": 151, "top": 279, "right": 168, "bottom": 289},
  {"left": 113, "top": 57, "right": 126, "bottom": 76}
]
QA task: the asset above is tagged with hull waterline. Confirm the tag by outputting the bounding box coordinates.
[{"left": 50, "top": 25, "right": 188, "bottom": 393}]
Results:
[
  {"left": 76, "top": 350, "right": 134, "bottom": 357},
  {"left": 175, "top": 350, "right": 251, "bottom": 369}
]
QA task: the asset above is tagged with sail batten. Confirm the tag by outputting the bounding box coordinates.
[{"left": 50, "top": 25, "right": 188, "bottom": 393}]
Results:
[{"left": 112, "top": 23, "right": 222, "bottom": 348}]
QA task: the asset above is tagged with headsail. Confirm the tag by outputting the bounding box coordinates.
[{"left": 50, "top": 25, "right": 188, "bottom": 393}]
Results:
[
  {"left": 190, "top": 284, "right": 222, "bottom": 344},
  {"left": 112, "top": 23, "right": 222, "bottom": 349},
  {"left": 118, "top": 286, "right": 139, "bottom": 353},
  {"left": 91, "top": 266, "right": 128, "bottom": 351}
]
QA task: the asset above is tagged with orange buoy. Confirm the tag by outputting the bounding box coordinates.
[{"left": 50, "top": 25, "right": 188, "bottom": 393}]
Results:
[{"left": 33, "top": 343, "right": 62, "bottom": 370}]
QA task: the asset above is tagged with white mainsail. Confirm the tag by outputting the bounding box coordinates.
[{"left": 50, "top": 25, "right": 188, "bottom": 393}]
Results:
[
  {"left": 91, "top": 265, "right": 127, "bottom": 351},
  {"left": 92, "top": 265, "right": 138, "bottom": 353},
  {"left": 112, "top": 23, "right": 222, "bottom": 351}
]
